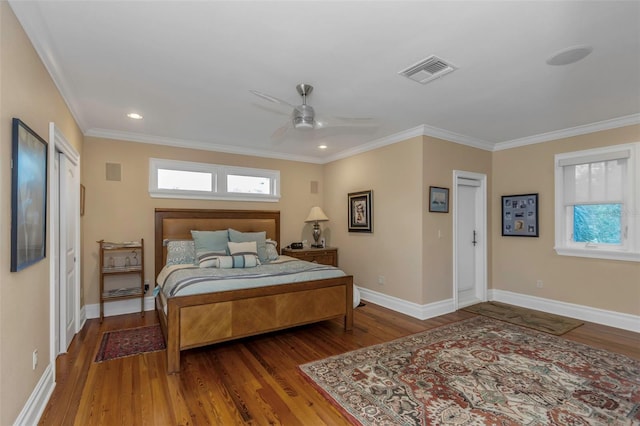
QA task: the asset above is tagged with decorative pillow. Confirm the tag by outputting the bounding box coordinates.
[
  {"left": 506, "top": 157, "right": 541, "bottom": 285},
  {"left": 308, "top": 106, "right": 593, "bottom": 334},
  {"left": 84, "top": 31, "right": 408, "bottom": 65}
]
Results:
[
  {"left": 197, "top": 250, "right": 227, "bottom": 268},
  {"left": 165, "top": 240, "right": 196, "bottom": 265},
  {"left": 228, "top": 228, "right": 268, "bottom": 263},
  {"left": 213, "top": 254, "right": 260, "bottom": 269},
  {"left": 228, "top": 241, "right": 258, "bottom": 256},
  {"left": 265, "top": 239, "right": 279, "bottom": 261},
  {"left": 191, "top": 230, "right": 229, "bottom": 267}
]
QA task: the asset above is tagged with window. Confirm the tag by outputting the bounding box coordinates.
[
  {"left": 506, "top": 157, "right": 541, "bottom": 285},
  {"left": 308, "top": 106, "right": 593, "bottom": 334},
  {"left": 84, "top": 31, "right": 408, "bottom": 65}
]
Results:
[
  {"left": 554, "top": 142, "right": 639, "bottom": 262},
  {"left": 149, "top": 158, "right": 280, "bottom": 202}
]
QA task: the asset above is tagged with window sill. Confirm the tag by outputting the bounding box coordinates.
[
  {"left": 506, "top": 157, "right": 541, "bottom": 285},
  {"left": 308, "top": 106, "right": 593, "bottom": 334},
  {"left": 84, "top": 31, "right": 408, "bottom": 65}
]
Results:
[
  {"left": 149, "top": 191, "right": 280, "bottom": 202},
  {"left": 554, "top": 246, "right": 640, "bottom": 262}
]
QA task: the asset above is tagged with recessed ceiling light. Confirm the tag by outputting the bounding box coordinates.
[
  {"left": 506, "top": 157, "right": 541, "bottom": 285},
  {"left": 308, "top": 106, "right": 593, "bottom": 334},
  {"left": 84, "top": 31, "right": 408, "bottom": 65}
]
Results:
[
  {"left": 127, "top": 112, "right": 143, "bottom": 120},
  {"left": 318, "top": 145, "right": 328, "bottom": 150},
  {"left": 546, "top": 45, "right": 593, "bottom": 66}
]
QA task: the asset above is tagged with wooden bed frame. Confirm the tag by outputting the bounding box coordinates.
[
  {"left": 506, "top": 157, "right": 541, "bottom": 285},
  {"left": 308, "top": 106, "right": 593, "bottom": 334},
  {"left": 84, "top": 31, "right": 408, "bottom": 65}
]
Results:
[{"left": 154, "top": 208, "right": 353, "bottom": 374}]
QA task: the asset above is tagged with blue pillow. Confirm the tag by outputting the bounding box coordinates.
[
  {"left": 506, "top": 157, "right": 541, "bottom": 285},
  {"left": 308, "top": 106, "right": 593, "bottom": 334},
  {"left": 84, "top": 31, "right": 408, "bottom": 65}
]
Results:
[
  {"left": 265, "top": 239, "right": 279, "bottom": 262},
  {"left": 191, "top": 230, "right": 229, "bottom": 256},
  {"left": 228, "top": 228, "right": 268, "bottom": 263}
]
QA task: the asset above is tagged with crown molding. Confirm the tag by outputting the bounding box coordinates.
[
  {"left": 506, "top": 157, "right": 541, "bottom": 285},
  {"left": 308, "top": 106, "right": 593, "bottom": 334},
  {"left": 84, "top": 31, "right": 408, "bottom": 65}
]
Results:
[
  {"left": 84, "top": 128, "right": 325, "bottom": 164},
  {"left": 325, "top": 124, "right": 494, "bottom": 163},
  {"left": 9, "top": 1, "right": 89, "bottom": 132},
  {"left": 324, "top": 125, "right": 427, "bottom": 163},
  {"left": 494, "top": 114, "right": 640, "bottom": 151}
]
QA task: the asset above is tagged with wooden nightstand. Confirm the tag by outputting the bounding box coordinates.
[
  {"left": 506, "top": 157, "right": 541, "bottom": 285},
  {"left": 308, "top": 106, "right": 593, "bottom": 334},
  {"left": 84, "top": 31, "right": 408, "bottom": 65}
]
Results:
[{"left": 281, "top": 247, "right": 338, "bottom": 267}]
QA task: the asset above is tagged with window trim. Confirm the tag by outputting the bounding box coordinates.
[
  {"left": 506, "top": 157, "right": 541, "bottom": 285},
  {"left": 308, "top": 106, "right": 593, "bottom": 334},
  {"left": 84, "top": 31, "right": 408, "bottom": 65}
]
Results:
[
  {"left": 554, "top": 142, "right": 640, "bottom": 262},
  {"left": 149, "top": 158, "right": 280, "bottom": 202}
]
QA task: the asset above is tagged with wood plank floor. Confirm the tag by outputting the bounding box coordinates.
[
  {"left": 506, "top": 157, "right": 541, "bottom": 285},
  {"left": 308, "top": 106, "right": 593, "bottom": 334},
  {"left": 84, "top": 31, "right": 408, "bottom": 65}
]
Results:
[{"left": 39, "top": 302, "right": 640, "bottom": 425}]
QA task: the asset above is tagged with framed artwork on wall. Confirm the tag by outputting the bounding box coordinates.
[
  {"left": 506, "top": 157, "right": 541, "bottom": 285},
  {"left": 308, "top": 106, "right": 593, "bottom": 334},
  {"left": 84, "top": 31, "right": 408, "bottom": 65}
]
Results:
[
  {"left": 428, "top": 186, "right": 449, "bottom": 213},
  {"left": 501, "top": 193, "right": 539, "bottom": 237},
  {"left": 348, "top": 190, "right": 373, "bottom": 233},
  {"left": 11, "top": 118, "right": 48, "bottom": 271}
]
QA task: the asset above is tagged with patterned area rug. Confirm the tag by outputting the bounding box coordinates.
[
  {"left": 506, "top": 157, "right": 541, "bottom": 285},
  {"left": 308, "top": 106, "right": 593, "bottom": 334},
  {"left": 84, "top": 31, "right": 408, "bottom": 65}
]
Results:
[
  {"left": 94, "top": 324, "right": 166, "bottom": 362},
  {"left": 299, "top": 317, "right": 640, "bottom": 425},
  {"left": 462, "top": 301, "right": 583, "bottom": 335}
]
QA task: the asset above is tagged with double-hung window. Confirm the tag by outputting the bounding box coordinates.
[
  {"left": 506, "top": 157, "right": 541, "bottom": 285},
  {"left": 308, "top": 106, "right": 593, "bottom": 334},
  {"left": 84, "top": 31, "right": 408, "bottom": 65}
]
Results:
[
  {"left": 554, "top": 142, "right": 639, "bottom": 261},
  {"left": 149, "top": 158, "right": 280, "bottom": 202}
]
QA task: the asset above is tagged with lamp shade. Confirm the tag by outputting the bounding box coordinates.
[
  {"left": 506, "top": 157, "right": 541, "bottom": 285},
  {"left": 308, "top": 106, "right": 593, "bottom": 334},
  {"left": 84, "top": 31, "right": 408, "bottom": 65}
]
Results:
[{"left": 305, "top": 206, "right": 329, "bottom": 222}]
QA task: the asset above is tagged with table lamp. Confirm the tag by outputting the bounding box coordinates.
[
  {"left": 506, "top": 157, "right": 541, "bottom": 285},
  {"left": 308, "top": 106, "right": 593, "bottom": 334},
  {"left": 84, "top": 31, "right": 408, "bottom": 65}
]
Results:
[{"left": 305, "top": 206, "right": 329, "bottom": 248}]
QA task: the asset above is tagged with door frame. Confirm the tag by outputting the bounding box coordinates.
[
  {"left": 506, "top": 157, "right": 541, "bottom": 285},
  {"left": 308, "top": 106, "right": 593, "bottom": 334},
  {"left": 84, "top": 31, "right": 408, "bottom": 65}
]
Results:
[
  {"left": 49, "top": 123, "right": 81, "bottom": 370},
  {"left": 452, "top": 170, "right": 487, "bottom": 310}
]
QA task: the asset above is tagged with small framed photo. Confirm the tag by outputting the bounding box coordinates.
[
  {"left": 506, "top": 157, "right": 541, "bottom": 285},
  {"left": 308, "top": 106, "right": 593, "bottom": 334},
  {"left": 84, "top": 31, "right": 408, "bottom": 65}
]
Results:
[
  {"left": 348, "top": 190, "right": 372, "bottom": 233},
  {"left": 502, "top": 193, "right": 538, "bottom": 237},
  {"left": 428, "top": 186, "right": 449, "bottom": 213}
]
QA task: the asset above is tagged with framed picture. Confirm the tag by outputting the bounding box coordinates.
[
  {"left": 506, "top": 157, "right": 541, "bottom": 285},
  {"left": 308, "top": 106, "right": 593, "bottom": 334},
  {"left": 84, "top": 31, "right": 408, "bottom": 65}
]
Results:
[
  {"left": 11, "top": 118, "right": 48, "bottom": 271},
  {"left": 348, "top": 190, "right": 373, "bottom": 233},
  {"left": 501, "top": 193, "right": 538, "bottom": 237},
  {"left": 428, "top": 186, "right": 449, "bottom": 213}
]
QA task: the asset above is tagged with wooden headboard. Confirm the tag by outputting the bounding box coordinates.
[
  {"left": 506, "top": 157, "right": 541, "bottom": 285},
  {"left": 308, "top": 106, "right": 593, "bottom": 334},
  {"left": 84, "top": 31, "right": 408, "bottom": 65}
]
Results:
[{"left": 154, "top": 208, "right": 281, "bottom": 278}]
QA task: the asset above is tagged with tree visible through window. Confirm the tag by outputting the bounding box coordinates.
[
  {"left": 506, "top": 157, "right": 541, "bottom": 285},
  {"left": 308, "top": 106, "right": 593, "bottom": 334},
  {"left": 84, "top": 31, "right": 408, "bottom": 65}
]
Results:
[{"left": 573, "top": 204, "right": 621, "bottom": 244}]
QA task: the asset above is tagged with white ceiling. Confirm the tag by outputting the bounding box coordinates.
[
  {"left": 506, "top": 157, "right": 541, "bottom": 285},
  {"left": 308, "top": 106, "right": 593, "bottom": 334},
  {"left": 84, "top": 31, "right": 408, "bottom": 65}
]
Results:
[{"left": 10, "top": 1, "right": 640, "bottom": 163}]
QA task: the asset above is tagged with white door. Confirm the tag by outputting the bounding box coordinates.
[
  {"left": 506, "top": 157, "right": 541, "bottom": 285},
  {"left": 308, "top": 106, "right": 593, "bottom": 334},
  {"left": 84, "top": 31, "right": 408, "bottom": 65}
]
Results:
[
  {"left": 454, "top": 172, "right": 487, "bottom": 308},
  {"left": 59, "top": 154, "right": 78, "bottom": 351}
]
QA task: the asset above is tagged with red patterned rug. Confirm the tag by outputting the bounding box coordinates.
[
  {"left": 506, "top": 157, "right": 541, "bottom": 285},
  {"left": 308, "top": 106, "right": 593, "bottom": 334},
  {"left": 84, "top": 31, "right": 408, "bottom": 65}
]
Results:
[
  {"left": 94, "top": 324, "right": 166, "bottom": 362},
  {"left": 299, "top": 316, "right": 640, "bottom": 425}
]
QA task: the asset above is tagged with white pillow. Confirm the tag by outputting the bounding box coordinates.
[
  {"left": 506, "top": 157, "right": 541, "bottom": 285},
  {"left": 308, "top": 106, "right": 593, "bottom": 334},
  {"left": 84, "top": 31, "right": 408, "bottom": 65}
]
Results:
[
  {"left": 227, "top": 241, "right": 258, "bottom": 256},
  {"left": 214, "top": 255, "right": 260, "bottom": 268}
]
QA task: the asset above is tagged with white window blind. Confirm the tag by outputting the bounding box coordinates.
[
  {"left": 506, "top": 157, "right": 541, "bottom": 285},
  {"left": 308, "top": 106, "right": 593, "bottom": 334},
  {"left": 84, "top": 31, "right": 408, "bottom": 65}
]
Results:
[{"left": 562, "top": 158, "right": 626, "bottom": 205}]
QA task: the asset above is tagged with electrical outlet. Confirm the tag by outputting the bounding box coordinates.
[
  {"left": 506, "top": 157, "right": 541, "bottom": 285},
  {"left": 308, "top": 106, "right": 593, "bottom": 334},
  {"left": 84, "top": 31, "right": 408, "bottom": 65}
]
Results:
[
  {"left": 32, "top": 350, "right": 38, "bottom": 370},
  {"left": 536, "top": 280, "right": 544, "bottom": 288},
  {"left": 378, "top": 275, "right": 385, "bottom": 286}
]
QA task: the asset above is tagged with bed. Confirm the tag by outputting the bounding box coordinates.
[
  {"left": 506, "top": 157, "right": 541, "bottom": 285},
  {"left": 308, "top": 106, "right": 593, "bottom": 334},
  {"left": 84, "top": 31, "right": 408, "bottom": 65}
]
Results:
[{"left": 154, "top": 208, "right": 354, "bottom": 374}]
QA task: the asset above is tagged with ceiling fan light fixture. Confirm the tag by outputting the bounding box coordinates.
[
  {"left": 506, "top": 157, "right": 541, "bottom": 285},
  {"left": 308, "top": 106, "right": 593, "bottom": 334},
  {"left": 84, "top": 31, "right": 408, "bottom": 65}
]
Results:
[{"left": 292, "top": 104, "right": 315, "bottom": 129}]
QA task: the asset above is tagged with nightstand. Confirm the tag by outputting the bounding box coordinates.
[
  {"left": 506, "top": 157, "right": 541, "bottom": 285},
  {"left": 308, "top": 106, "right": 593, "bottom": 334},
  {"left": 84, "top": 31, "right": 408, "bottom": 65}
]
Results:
[{"left": 281, "top": 247, "right": 338, "bottom": 267}]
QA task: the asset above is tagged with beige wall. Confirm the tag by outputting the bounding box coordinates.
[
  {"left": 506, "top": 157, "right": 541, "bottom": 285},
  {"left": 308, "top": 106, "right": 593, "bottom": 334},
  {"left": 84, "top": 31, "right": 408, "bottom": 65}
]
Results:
[
  {"left": 0, "top": 4, "right": 83, "bottom": 424},
  {"left": 323, "top": 136, "right": 493, "bottom": 306},
  {"left": 492, "top": 125, "right": 640, "bottom": 316},
  {"left": 324, "top": 138, "right": 424, "bottom": 303},
  {"left": 422, "top": 136, "right": 492, "bottom": 304},
  {"left": 81, "top": 137, "right": 324, "bottom": 305}
]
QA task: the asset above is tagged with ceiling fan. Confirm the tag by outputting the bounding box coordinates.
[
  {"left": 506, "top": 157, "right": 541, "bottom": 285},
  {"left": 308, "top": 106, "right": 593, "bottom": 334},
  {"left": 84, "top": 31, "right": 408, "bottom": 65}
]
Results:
[{"left": 250, "top": 83, "right": 377, "bottom": 140}]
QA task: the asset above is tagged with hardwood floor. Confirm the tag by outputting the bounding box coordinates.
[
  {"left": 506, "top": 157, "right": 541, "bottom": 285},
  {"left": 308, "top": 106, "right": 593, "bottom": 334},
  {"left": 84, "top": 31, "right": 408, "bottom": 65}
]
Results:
[{"left": 39, "top": 302, "right": 640, "bottom": 425}]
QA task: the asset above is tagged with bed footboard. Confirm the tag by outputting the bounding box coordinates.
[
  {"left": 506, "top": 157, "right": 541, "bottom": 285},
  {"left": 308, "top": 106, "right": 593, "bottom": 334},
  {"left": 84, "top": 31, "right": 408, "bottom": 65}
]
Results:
[{"left": 158, "top": 277, "right": 353, "bottom": 374}]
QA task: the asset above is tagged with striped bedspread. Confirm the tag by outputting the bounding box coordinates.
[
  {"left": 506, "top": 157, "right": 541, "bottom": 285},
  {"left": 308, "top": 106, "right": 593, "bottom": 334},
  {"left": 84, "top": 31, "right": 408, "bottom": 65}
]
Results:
[{"left": 157, "top": 255, "right": 346, "bottom": 298}]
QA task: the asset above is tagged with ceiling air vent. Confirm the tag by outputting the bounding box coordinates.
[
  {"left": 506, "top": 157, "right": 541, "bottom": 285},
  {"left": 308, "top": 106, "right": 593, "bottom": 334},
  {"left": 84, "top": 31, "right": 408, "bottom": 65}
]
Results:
[{"left": 398, "top": 55, "right": 457, "bottom": 84}]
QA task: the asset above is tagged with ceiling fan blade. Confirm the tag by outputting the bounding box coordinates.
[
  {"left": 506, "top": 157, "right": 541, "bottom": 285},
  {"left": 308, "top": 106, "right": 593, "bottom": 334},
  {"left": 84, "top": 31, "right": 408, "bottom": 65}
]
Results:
[
  {"left": 316, "top": 115, "right": 378, "bottom": 129},
  {"left": 250, "top": 90, "right": 294, "bottom": 108},
  {"left": 271, "top": 121, "right": 292, "bottom": 143},
  {"left": 252, "top": 103, "right": 290, "bottom": 116}
]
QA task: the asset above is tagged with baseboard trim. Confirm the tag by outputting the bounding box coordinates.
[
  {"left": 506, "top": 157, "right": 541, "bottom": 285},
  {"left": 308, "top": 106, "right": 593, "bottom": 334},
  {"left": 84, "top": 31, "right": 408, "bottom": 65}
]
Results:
[
  {"left": 84, "top": 296, "right": 156, "bottom": 320},
  {"left": 359, "top": 287, "right": 639, "bottom": 333},
  {"left": 490, "top": 290, "right": 640, "bottom": 333},
  {"left": 358, "top": 287, "right": 455, "bottom": 320},
  {"left": 14, "top": 364, "right": 55, "bottom": 426}
]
